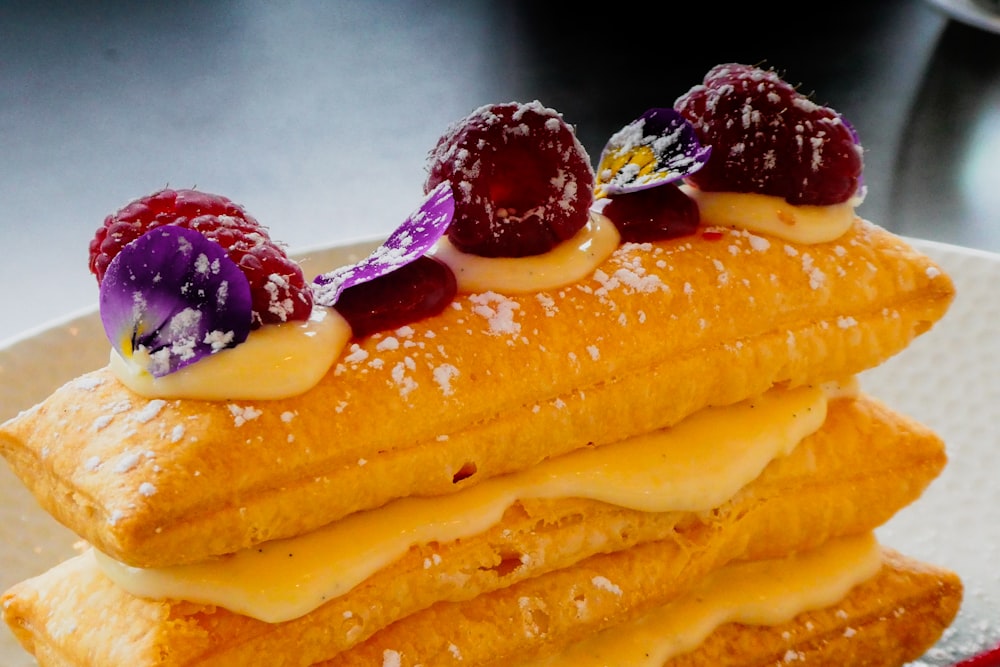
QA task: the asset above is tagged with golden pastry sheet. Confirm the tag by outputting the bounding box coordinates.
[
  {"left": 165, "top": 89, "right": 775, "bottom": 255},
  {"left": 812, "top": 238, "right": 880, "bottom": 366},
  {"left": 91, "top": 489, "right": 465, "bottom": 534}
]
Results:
[
  {"left": 327, "top": 547, "right": 961, "bottom": 667},
  {"left": 2, "top": 395, "right": 947, "bottom": 666},
  {"left": 0, "top": 220, "right": 954, "bottom": 567},
  {"left": 658, "top": 548, "right": 962, "bottom": 667}
]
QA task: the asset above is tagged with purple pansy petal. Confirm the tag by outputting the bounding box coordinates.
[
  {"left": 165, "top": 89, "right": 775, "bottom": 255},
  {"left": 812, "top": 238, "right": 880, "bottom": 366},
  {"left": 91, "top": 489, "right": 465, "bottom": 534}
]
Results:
[
  {"left": 595, "top": 108, "right": 711, "bottom": 197},
  {"left": 100, "top": 226, "right": 253, "bottom": 377},
  {"left": 313, "top": 181, "right": 454, "bottom": 306}
]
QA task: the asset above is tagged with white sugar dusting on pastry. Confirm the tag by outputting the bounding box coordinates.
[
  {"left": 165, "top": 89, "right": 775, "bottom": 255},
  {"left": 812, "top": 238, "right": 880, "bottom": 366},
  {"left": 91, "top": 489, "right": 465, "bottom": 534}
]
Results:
[
  {"left": 133, "top": 399, "right": 167, "bottom": 424},
  {"left": 113, "top": 451, "right": 143, "bottom": 474},
  {"left": 391, "top": 361, "right": 418, "bottom": 397},
  {"left": 432, "top": 363, "right": 459, "bottom": 395},
  {"left": 469, "top": 292, "right": 521, "bottom": 335},
  {"left": 712, "top": 259, "right": 730, "bottom": 285},
  {"left": 536, "top": 292, "right": 558, "bottom": 316},
  {"left": 382, "top": 649, "right": 402, "bottom": 667},
  {"left": 92, "top": 415, "right": 113, "bottom": 431},
  {"left": 376, "top": 336, "right": 400, "bottom": 352},
  {"left": 592, "top": 575, "right": 623, "bottom": 596},
  {"left": 801, "top": 254, "right": 826, "bottom": 289},
  {"left": 73, "top": 375, "right": 105, "bottom": 391},
  {"left": 228, "top": 404, "right": 263, "bottom": 427}
]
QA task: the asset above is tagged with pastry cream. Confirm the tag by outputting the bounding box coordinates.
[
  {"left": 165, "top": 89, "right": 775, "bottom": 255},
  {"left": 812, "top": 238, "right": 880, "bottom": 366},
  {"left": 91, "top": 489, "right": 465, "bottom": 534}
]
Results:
[
  {"left": 95, "top": 384, "right": 830, "bottom": 623},
  {"left": 109, "top": 306, "right": 351, "bottom": 401},
  {"left": 429, "top": 212, "right": 620, "bottom": 294},
  {"left": 106, "top": 195, "right": 844, "bottom": 402},
  {"left": 109, "top": 215, "right": 620, "bottom": 399},
  {"left": 682, "top": 185, "right": 857, "bottom": 244},
  {"left": 521, "top": 533, "right": 882, "bottom": 667}
]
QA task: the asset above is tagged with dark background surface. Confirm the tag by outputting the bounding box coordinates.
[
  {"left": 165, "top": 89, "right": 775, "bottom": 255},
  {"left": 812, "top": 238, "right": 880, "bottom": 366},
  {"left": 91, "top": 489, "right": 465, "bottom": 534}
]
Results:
[{"left": 2, "top": 0, "right": 998, "bottom": 340}]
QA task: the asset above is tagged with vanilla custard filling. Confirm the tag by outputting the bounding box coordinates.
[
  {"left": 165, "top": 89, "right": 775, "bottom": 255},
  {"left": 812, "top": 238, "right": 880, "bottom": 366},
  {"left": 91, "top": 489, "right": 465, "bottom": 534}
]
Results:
[
  {"left": 109, "top": 216, "right": 619, "bottom": 400},
  {"left": 108, "top": 194, "right": 846, "bottom": 402},
  {"left": 109, "top": 306, "right": 351, "bottom": 400},
  {"left": 521, "top": 532, "right": 883, "bottom": 667},
  {"left": 681, "top": 185, "right": 858, "bottom": 244},
  {"left": 94, "top": 383, "right": 843, "bottom": 623},
  {"left": 429, "top": 211, "right": 621, "bottom": 294}
]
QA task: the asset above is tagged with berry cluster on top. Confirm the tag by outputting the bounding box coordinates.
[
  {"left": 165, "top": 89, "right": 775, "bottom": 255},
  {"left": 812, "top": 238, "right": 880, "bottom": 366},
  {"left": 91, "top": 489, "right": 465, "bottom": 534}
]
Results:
[{"left": 88, "top": 63, "right": 864, "bottom": 377}]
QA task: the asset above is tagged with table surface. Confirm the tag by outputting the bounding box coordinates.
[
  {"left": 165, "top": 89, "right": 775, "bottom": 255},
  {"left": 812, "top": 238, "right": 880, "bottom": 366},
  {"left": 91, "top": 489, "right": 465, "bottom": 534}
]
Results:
[{"left": 2, "top": 0, "right": 999, "bottom": 342}]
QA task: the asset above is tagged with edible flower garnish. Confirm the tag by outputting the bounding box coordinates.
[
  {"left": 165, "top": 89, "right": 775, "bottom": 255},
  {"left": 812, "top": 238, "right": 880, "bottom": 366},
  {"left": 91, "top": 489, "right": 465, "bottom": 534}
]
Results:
[
  {"left": 595, "top": 108, "right": 711, "bottom": 198},
  {"left": 99, "top": 226, "right": 253, "bottom": 377},
  {"left": 313, "top": 181, "right": 455, "bottom": 306}
]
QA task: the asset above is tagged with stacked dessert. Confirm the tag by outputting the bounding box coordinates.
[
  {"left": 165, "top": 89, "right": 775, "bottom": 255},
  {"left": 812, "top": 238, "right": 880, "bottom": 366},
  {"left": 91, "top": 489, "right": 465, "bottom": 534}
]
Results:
[{"left": 1, "top": 64, "right": 961, "bottom": 666}]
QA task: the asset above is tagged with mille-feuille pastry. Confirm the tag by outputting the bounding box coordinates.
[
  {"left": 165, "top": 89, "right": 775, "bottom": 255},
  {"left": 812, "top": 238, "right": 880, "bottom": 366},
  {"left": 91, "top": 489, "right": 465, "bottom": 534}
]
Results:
[
  {"left": 1, "top": 389, "right": 950, "bottom": 665},
  {"left": 1, "top": 63, "right": 960, "bottom": 666},
  {"left": 323, "top": 540, "right": 962, "bottom": 667},
  {"left": 0, "top": 212, "right": 952, "bottom": 570}
]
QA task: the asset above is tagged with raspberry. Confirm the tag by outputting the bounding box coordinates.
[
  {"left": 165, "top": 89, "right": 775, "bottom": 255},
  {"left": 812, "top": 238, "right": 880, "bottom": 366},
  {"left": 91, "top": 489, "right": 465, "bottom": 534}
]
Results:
[
  {"left": 425, "top": 101, "right": 595, "bottom": 258},
  {"left": 334, "top": 256, "right": 457, "bottom": 338},
  {"left": 602, "top": 184, "right": 699, "bottom": 243},
  {"left": 89, "top": 188, "right": 312, "bottom": 327},
  {"left": 674, "top": 64, "right": 863, "bottom": 206}
]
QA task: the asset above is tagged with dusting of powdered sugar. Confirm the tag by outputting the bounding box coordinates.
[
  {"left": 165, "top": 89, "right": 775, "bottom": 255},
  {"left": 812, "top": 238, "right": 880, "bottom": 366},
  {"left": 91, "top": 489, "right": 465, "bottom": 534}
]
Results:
[
  {"left": 469, "top": 292, "right": 521, "bottom": 335},
  {"left": 72, "top": 375, "right": 106, "bottom": 391},
  {"left": 591, "top": 575, "right": 623, "bottom": 596},
  {"left": 228, "top": 404, "right": 263, "bottom": 427},
  {"left": 132, "top": 399, "right": 167, "bottom": 424}
]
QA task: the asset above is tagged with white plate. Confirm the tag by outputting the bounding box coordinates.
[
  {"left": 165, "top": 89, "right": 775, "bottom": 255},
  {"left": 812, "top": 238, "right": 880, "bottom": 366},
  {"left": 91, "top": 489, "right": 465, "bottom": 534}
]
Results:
[
  {"left": 0, "top": 237, "right": 997, "bottom": 666},
  {"left": 925, "top": 0, "right": 1000, "bottom": 34}
]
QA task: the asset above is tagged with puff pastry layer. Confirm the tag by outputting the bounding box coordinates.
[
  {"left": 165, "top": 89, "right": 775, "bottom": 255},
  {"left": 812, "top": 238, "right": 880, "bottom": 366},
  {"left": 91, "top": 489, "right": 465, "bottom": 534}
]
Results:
[
  {"left": 328, "top": 547, "right": 961, "bottom": 667},
  {"left": 0, "top": 220, "right": 954, "bottom": 568},
  {"left": 1, "top": 394, "right": 948, "bottom": 666}
]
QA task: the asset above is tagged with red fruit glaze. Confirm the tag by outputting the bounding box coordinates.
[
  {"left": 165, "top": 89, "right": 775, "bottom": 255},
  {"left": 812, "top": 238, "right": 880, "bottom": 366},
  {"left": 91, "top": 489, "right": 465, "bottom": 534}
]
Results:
[
  {"left": 603, "top": 184, "right": 699, "bottom": 243},
  {"left": 334, "top": 256, "right": 457, "bottom": 339},
  {"left": 425, "top": 101, "right": 595, "bottom": 258},
  {"left": 89, "top": 188, "right": 312, "bottom": 327},
  {"left": 955, "top": 642, "right": 1000, "bottom": 667},
  {"left": 675, "top": 63, "right": 863, "bottom": 206}
]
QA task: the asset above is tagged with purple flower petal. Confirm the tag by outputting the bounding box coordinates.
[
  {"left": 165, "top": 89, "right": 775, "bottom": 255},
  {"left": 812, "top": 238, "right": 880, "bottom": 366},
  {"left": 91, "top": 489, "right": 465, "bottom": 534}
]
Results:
[
  {"left": 100, "top": 226, "right": 253, "bottom": 377},
  {"left": 313, "top": 181, "right": 454, "bottom": 306},
  {"left": 595, "top": 108, "right": 711, "bottom": 197}
]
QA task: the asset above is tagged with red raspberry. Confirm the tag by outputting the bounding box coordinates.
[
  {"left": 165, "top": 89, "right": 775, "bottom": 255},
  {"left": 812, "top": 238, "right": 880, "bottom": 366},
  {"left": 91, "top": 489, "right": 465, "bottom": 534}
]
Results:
[
  {"left": 334, "top": 256, "right": 457, "bottom": 338},
  {"left": 674, "top": 64, "right": 863, "bottom": 206},
  {"left": 89, "top": 189, "right": 312, "bottom": 327},
  {"left": 425, "top": 101, "right": 595, "bottom": 258},
  {"left": 603, "top": 184, "right": 699, "bottom": 243}
]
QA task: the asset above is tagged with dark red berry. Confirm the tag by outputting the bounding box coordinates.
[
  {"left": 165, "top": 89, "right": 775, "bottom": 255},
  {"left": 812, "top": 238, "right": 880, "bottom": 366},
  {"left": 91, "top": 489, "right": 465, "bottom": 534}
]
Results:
[
  {"left": 425, "top": 101, "right": 595, "bottom": 258},
  {"left": 334, "top": 256, "right": 457, "bottom": 339},
  {"left": 89, "top": 189, "right": 312, "bottom": 327},
  {"left": 674, "top": 64, "right": 863, "bottom": 206},
  {"left": 602, "top": 184, "right": 699, "bottom": 243}
]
